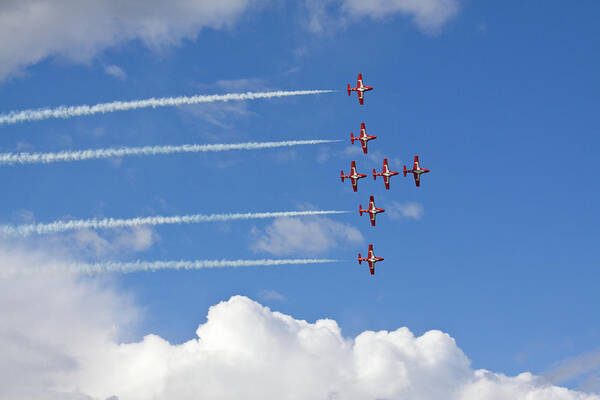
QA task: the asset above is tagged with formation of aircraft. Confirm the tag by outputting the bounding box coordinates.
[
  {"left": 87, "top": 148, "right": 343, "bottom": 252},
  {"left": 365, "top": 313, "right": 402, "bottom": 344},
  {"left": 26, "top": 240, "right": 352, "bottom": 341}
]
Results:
[
  {"left": 350, "top": 122, "right": 376, "bottom": 154},
  {"left": 341, "top": 161, "right": 367, "bottom": 192},
  {"left": 373, "top": 158, "right": 399, "bottom": 190},
  {"left": 359, "top": 196, "right": 385, "bottom": 226},
  {"left": 343, "top": 73, "right": 431, "bottom": 275},
  {"left": 404, "top": 156, "right": 430, "bottom": 187},
  {"left": 358, "top": 244, "right": 384, "bottom": 275},
  {"left": 347, "top": 73, "right": 373, "bottom": 105}
]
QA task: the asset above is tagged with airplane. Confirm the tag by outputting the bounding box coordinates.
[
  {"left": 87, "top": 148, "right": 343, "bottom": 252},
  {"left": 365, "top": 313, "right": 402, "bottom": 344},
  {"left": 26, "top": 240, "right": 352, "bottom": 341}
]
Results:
[
  {"left": 358, "top": 244, "right": 384, "bottom": 275},
  {"left": 341, "top": 160, "right": 367, "bottom": 192},
  {"left": 350, "top": 122, "right": 376, "bottom": 154},
  {"left": 373, "top": 158, "right": 399, "bottom": 190},
  {"left": 404, "top": 155, "right": 430, "bottom": 187},
  {"left": 359, "top": 195, "right": 385, "bottom": 226},
  {"left": 347, "top": 73, "right": 373, "bottom": 105}
]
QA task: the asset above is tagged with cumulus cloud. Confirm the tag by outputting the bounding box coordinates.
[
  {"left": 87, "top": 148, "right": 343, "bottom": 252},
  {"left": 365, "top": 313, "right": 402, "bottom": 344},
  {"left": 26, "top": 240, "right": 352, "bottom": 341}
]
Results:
[
  {"left": 387, "top": 201, "right": 424, "bottom": 220},
  {"left": 0, "top": 0, "right": 266, "bottom": 80},
  {"left": 0, "top": 253, "right": 597, "bottom": 400},
  {"left": 0, "top": 246, "right": 138, "bottom": 399},
  {"left": 304, "top": 0, "right": 459, "bottom": 34},
  {"left": 0, "top": 242, "right": 597, "bottom": 399},
  {"left": 251, "top": 216, "right": 363, "bottom": 256}
]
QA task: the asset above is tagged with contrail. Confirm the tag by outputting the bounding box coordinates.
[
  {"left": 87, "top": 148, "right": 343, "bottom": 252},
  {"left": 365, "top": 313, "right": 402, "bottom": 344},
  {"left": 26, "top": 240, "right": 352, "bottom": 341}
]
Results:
[
  {"left": 0, "top": 89, "right": 334, "bottom": 125},
  {"left": 0, "top": 139, "right": 341, "bottom": 166},
  {"left": 0, "top": 258, "right": 339, "bottom": 278},
  {"left": 0, "top": 210, "right": 349, "bottom": 237}
]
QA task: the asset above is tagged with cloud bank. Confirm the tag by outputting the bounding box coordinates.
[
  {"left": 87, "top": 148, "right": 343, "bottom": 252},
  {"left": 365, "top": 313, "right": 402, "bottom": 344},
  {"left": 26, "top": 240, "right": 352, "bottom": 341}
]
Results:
[
  {"left": 0, "top": 244, "right": 597, "bottom": 399},
  {"left": 0, "top": 1, "right": 460, "bottom": 82},
  {"left": 0, "top": 250, "right": 597, "bottom": 400}
]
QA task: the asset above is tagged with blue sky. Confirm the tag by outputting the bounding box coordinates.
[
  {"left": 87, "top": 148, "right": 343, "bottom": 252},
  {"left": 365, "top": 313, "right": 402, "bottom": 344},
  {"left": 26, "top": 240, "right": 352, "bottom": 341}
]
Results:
[{"left": 0, "top": 1, "right": 599, "bottom": 398}]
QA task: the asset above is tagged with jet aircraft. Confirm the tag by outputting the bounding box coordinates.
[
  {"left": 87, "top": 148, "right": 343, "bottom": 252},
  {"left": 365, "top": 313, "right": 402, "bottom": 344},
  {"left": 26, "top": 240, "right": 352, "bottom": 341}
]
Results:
[
  {"left": 373, "top": 158, "right": 399, "bottom": 190},
  {"left": 404, "top": 155, "right": 430, "bottom": 187},
  {"left": 341, "top": 161, "right": 367, "bottom": 192},
  {"left": 350, "top": 122, "right": 376, "bottom": 154},
  {"left": 359, "top": 196, "right": 385, "bottom": 226},
  {"left": 358, "top": 244, "right": 384, "bottom": 275},
  {"left": 347, "top": 73, "right": 373, "bottom": 105}
]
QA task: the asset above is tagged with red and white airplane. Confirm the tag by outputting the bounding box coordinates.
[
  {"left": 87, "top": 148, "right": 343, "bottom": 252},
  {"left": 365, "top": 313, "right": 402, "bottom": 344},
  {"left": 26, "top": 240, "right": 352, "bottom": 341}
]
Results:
[
  {"left": 373, "top": 158, "right": 399, "bottom": 190},
  {"left": 404, "top": 155, "right": 430, "bottom": 187},
  {"left": 350, "top": 122, "right": 376, "bottom": 154},
  {"left": 358, "top": 244, "right": 384, "bottom": 275},
  {"left": 359, "top": 196, "right": 385, "bottom": 226},
  {"left": 341, "top": 161, "right": 367, "bottom": 192},
  {"left": 347, "top": 73, "right": 373, "bottom": 105}
]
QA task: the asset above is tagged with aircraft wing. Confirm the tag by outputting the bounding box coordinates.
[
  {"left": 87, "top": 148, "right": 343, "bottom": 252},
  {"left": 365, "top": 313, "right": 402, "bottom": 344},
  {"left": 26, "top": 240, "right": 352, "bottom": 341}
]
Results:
[
  {"left": 370, "top": 213, "right": 376, "bottom": 226},
  {"left": 384, "top": 175, "right": 390, "bottom": 190},
  {"left": 368, "top": 261, "right": 375, "bottom": 275},
  {"left": 414, "top": 173, "right": 421, "bottom": 187},
  {"left": 351, "top": 178, "right": 358, "bottom": 192},
  {"left": 358, "top": 91, "right": 364, "bottom": 105},
  {"left": 361, "top": 140, "right": 368, "bottom": 154}
]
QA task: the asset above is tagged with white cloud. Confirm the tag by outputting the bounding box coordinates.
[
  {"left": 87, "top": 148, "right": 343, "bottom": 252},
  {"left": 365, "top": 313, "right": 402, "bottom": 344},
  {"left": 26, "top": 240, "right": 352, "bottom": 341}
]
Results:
[
  {"left": 303, "top": 0, "right": 338, "bottom": 34},
  {"left": 0, "top": 254, "right": 597, "bottom": 400},
  {"left": 342, "top": 0, "right": 459, "bottom": 32},
  {"left": 387, "top": 201, "right": 424, "bottom": 220},
  {"left": 0, "top": 241, "right": 598, "bottom": 399},
  {"left": 251, "top": 216, "right": 363, "bottom": 256},
  {"left": 0, "top": 0, "right": 266, "bottom": 80},
  {"left": 104, "top": 64, "right": 126, "bottom": 80},
  {"left": 39, "top": 226, "right": 157, "bottom": 259},
  {"left": 2, "top": 216, "right": 158, "bottom": 261},
  {"left": 304, "top": 0, "right": 459, "bottom": 35},
  {"left": 0, "top": 245, "right": 138, "bottom": 399}
]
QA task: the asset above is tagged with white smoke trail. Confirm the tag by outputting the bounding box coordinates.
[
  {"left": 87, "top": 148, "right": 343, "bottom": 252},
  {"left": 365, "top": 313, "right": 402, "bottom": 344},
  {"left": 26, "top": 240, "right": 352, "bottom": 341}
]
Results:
[
  {"left": 0, "top": 139, "right": 340, "bottom": 166},
  {"left": 0, "top": 258, "right": 339, "bottom": 278},
  {"left": 0, "top": 90, "right": 334, "bottom": 125},
  {"left": 0, "top": 210, "right": 349, "bottom": 237}
]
